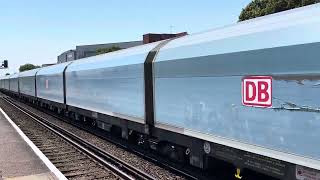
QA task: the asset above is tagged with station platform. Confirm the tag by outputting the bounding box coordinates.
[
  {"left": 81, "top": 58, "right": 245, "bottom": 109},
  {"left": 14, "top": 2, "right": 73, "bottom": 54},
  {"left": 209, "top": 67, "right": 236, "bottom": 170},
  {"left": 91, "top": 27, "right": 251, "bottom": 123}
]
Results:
[{"left": 0, "top": 108, "right": 64, "bottom": 180}]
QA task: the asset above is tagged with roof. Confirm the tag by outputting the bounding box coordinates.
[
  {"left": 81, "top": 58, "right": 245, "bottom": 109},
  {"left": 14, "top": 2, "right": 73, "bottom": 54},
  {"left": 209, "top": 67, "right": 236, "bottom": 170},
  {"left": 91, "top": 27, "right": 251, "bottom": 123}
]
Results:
[{"left": 156, "top": 3, "right": 320, "bottom": 61}]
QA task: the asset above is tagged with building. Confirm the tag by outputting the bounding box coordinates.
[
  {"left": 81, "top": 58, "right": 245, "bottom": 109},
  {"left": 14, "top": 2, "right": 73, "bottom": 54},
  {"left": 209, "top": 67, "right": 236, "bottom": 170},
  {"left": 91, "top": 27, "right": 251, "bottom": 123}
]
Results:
[
  {"left": 75, "top": 41, "right": 142, "bottom": 60},
  {"left": 143, "top": 32, "right": 188, "bottom": 44},
  {"left": 57, "top": 50, "right": 77, "bottom": 63},
  {"left": 58, "top": 41, "right": 142, "bottom": 63},
  {"left": 57, "top": 32, "right": 188, "bottom": 63}
]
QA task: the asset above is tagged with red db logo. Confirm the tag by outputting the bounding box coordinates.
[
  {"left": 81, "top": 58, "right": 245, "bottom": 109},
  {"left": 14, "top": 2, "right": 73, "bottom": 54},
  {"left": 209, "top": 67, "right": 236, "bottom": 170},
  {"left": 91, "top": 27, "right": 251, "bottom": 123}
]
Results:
[{"left": 242, "top": 76, "right": 272, "bottom": 107}]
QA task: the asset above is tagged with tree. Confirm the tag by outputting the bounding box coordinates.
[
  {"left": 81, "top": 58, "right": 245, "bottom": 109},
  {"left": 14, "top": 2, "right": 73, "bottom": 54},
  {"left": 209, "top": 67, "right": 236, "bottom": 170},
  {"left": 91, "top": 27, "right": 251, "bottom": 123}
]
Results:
[
  {"left": 5, "top": 73, "right": 10, "bottom": 76},
  {"left": 239, "top": 0, "right": 320, "bottom": 21},
  {"left": 96, "top": 46, "right": 121, "bottom": 55},
  {"left": 19, "top": 64, "right": 40, "bottom": 72}
]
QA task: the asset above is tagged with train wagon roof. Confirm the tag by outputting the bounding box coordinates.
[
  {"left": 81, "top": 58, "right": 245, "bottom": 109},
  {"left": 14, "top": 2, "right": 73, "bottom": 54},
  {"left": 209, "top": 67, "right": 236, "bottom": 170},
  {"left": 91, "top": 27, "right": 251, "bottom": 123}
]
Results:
[
  {"left": 19, "top": 68, "right": 41, "bottom": 77},
  {"left": 65, "top": 41, "right": 162, "bottom": 72},
  {"left": 37, "top": 62, "right": 72, "bottom": 76},
  {"left": 10, "top": 73, "right": 19, "bottom": 79},
  {"left": 155, "top": 4, "right": 320, "bottom": 62},
  {"left": 3, "top": 75, "right": 12, "bottom": 79}
]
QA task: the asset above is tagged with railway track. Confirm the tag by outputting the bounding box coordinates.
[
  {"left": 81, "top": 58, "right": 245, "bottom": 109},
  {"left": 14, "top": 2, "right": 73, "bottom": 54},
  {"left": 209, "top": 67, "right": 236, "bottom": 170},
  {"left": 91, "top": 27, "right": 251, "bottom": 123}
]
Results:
[
  {"left": 4, "top": 95, "right": 202, "bottom": 180},
  {"left": 2, "top": 96, "right": 156, "bottom": 180}
]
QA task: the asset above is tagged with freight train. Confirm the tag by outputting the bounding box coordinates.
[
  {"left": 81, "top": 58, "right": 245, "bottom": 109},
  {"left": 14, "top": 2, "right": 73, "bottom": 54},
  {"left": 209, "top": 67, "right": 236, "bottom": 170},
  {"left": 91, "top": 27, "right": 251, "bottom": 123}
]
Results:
[{"left": 2, "top": 4, "right": 320, "bottom": 180}]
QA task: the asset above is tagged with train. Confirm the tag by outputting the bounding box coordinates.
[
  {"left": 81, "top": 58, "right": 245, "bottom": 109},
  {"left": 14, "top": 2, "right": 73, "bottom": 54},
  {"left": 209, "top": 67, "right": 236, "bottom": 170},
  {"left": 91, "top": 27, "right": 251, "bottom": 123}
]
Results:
[{"left": 2, "top": 4, "right": 320, "bottom": 180}]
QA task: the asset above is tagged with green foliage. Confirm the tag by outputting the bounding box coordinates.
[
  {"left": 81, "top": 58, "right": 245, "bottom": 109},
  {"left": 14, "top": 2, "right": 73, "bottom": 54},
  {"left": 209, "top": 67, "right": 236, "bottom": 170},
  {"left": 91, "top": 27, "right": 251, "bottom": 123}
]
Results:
[
  {"left": 5, "top": 73, "right": 10, "bottom": 76},
  {"left": 239, "top": 0, "right": 320, "bottom": 21},
  {"left": 19, "top": 63, "right": 40, "bottom": 72},
  {"left": 96, "top": 46, "right": 121, "bottom": 55}
]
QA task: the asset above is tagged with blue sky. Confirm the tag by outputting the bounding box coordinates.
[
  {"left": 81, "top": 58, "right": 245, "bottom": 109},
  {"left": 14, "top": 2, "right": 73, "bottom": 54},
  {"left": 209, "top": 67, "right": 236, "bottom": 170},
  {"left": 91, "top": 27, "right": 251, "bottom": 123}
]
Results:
[{"left": 0, "top": 0, "right": 251, "bottom": 74}]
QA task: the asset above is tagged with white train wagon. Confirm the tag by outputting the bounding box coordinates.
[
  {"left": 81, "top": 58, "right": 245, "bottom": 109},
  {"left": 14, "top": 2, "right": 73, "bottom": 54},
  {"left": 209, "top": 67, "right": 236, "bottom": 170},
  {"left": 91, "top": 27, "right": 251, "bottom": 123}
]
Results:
[
  {"left": 152, "top": 3, "right": 320, "bottom": 179},
  {"left": 36, "top": 62, "right": 72, "bottom": 109},
  {"left": 65, "top": 41, "right": 162, "bottom": 137}
]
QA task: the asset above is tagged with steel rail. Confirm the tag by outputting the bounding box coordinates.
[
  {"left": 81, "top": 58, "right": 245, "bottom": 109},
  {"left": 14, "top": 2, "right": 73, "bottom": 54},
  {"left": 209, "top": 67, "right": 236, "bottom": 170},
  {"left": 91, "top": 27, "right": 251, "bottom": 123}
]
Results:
[
  {"left": 34, "top": 102, "right": 199, "bottom": 180},
  {"left": 5, "top": 95, "right": 200, "bottom": 180},
  {"left": 3, "top": 96, "right": 155, "bottom": 180}
]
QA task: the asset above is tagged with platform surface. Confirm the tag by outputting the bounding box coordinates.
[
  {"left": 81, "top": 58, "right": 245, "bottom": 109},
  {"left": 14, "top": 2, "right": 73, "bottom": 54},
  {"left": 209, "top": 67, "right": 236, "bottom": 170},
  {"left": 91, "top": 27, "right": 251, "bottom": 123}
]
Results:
[{"left": 0, "top": 109, "right": 55, "bottom": 179}]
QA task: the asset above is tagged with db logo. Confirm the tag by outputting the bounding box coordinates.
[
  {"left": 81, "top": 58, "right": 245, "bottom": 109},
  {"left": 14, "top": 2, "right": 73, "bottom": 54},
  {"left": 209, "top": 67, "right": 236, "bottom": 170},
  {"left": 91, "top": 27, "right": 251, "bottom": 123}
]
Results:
[
  {"left": 45, "top": 79, "right": 49, "bottom": 89},
  {"left": 242, "top": 76, "right": 272, "bottom": 107}
]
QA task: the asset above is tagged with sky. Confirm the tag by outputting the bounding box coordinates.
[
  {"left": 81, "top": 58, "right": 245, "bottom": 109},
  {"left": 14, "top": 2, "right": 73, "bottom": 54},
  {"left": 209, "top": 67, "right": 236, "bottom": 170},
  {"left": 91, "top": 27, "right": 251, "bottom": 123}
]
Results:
[{"left": 0, "top": 0, "right": 251, "bottom": 74}]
